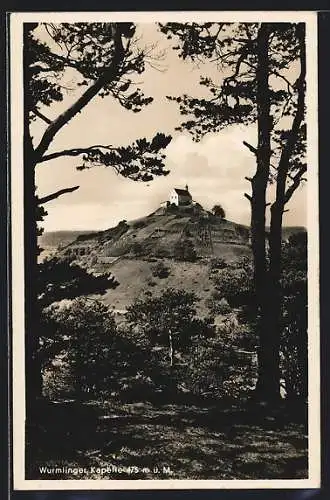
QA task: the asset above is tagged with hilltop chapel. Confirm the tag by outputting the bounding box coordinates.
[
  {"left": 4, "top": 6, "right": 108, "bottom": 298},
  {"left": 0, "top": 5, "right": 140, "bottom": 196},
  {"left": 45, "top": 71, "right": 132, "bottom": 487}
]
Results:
[{"left": 168, "top": 185, "right": 192, "bottom": 206}]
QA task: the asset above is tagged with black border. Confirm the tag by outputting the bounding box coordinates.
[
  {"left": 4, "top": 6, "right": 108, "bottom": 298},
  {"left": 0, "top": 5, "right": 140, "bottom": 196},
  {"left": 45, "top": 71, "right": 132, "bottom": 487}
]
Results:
[{"left": 3, "top": 3, "right": 329, "bottom": 500}]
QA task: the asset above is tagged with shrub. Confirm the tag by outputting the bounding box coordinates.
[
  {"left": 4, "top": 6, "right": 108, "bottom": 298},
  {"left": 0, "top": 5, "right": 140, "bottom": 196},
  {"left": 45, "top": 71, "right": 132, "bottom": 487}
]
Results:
[
  {"left": 210, "top": 257, "right": 227, "bottom": 271},
  {"left": 126, "top": 288, "right": 213, "bottom": 369},
  {"left": 152, "top": 261, "right": 170, "bottom": 279},
  {"left": 174, "top": 238, "right": 197, "bottom": 262},
  {"left": 154, "top": 247, "right": 171, "bottom": 258},
  {"left": 130, "top": 241, "right": 144, "bottom": 256},
  {"left": 280, "top": 232, "right": 307, "bottom": 399},
  {"left": 40, "top": 298, "right": 118, "bottom": 397},
  {"left": 182, "top": 323, "right": 257, "bottom": 400},
  {"left": 211, "top": 204, "right": 226, "bottom": 219}
]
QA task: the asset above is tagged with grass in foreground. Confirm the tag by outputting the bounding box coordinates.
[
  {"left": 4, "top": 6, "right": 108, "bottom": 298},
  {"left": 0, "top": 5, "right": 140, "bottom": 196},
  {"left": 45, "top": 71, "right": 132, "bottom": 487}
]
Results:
[{"left": 26, "top": 398, "right": 308, "bottom": 480}]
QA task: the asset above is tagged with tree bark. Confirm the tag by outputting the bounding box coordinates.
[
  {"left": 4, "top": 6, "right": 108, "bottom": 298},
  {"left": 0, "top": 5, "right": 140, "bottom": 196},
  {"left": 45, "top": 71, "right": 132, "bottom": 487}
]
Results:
[
  {"left": 261, "top": 23, "right": 306, "bottom": 403},
  {"left": 34, "top": 25, "right": 125, "bottom": 163},
  {"left": 168, "top": 328, "right": 174, "bottom": 368},
  {"left": 23, "top": 25, "right": 43, "bottom": 416},
  {"left": 250, "top": 24, "right": 280, "bottom": 402}
]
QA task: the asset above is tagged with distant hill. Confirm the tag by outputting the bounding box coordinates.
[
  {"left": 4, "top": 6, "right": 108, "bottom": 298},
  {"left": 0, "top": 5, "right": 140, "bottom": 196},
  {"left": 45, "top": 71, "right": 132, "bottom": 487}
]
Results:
[
  {"left": 38, "top": 230, "right": 98, "bottom": 262},
  {"left": 39, "top": 230, "right": 98, "bottom": 250},
  {"left": 281, "top": 226, "right": 306, "bottom": 240}
]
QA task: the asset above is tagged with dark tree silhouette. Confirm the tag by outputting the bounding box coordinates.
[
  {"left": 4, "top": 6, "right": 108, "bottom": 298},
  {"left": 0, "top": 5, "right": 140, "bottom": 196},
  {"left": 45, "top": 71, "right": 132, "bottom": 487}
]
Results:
[
  {"left": 24, "top": 22, "right": 172, "bottom": 407},
  {"left": 160, "top": 22, "right": 306, "bottom": 402},
  {"left": 212, "top": 204, "right": 226, "bottom": 219}
]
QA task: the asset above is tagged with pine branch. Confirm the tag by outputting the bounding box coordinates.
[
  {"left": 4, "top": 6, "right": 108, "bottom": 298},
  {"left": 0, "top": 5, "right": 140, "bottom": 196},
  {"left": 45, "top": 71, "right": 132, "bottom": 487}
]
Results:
[
  {"left": 38, "top": 145, "right": 115, "bottom": 163},
  {"left": 32, "top": 108, "right": 52, "bottom": 124},
  {"left": 284, "top": 165, "right": 307, "bottom": 204},
  {"left": 34, "top": 25, "right": 125, "bottom": 162},
  {"left": 275, "top": 24, "right": 306, "bottom": 209},
  {"left": 37, "top": 185, "right": 79, "bottom": 204},
  {"left": 243, "top": 141, "right": 257, "bottom": 155}
]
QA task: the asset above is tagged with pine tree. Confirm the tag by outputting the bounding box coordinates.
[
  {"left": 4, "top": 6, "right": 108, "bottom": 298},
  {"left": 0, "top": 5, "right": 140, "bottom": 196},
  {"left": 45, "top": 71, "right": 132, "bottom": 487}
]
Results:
[
  {"left": 160, "top": 22, "right": 306, "bottom": 402},
  {"left": 24, "top": 22, "right": 172, "bottom": 406}
]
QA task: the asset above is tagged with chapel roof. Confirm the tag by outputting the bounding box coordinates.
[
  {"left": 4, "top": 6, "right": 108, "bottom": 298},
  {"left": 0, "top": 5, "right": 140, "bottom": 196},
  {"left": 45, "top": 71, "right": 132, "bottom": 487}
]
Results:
[{"left": 174, "top": 188, "right": 192, "bottom": 196}]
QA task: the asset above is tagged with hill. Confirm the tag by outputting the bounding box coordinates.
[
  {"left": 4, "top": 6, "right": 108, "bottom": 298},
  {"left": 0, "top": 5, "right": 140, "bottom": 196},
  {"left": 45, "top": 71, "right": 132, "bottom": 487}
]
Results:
[
  {"left": 56, "top": 204, "right": 251, "bottom": 267},
  {"left": 49, "top": 204, "right": 306, "bottom": 313}
]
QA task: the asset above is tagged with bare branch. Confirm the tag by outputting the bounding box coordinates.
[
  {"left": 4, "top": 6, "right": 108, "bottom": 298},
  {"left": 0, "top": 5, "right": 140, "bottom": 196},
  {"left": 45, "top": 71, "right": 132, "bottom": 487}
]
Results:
[
  {"left": 32, "top": 108, "right": 52, "bottom": 124},
  {"left": 37, "top": 185, "right": 80, "bottom": 204},
  {"left": 34, "top": 25, "right": 125, "bottom": 162},
  {"left": 244, "top": 193, "right": 252, "bottom": 202},
  {"left": 243, "top": 140, "right": 257, "bottom": 155},
  {"left": 38, "top": 145, "right": 115, "bottom": 164},
  {"left": 275, "top": 24, "right": 306, "bottom": 209},
  {"left": 284, "top": 164, "right": 307, "bottom": 205}
]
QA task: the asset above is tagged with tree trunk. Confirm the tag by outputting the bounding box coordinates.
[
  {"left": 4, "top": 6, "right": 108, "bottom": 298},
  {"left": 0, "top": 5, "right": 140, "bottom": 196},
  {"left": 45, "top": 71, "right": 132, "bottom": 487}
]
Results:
[
  {"left": 259, "top": 23, "right": 306, "bottom": 403},
  {"left": 168, "top": 328, "right": 174, "bottom": 368},
  {"left": 23, "top": 24, "right": 43, "bottom": 417},
  {"left": 251, "top": 23, "right": 271, "bottom": 311},
  {"left": 256, "top": 203, "right": 282, "bottom": 402},
  {"left": 250, "top": 24, "right": 281, "bottom": 402}
]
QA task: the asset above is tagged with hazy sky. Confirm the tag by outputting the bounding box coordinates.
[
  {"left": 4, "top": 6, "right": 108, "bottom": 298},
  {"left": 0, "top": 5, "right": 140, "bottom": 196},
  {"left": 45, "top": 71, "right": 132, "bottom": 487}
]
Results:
[{"left": 33, "top": 23, "right": 307, "bottom": 232}]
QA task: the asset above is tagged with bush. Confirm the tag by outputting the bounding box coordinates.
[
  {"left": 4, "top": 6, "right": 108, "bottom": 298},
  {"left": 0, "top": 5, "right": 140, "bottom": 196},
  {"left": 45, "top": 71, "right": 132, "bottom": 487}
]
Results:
[
  {"left": 130, "top": 241, "right": 144, "bottom": 256},
  {"left": 126, "top": 288, "right": 213, "bottom": 362},
  {"left": 174, "top": 238, "right": 197, "bottom": 262},
  {"left": 152, "top": 261, "right": 170, "bottom": 279},
  {"left": 206, "top": 294, "right": 231, "bottom": 316},
  {"left": 154, "top": 247, "right": 171, "bottom": 258},
  {"left": 280, "top": 232, "right": 307, "bottom": 399},
  {"left": 40, "top": 298, "right": 118, "bottom": 397},
  {"left": 182, "top": 324, "right": 257, "bottom": 400},
  {"left": 211, "top": 263, "right": 254, "bottom": 308},
  {"left": 210, "top": 257, "right": 227, "bottom": 271},
  {"left": 211, "top": 204, "right": 226, "bottom": 219}
]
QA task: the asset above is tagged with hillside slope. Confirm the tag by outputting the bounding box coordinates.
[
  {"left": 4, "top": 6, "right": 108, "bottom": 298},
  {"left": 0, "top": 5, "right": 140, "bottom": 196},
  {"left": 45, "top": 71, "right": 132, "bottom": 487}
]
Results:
[
  {"left": 49, "top": 204, "right": 305, "bottom": 313},
  {"left": 58, "top": 204, "right": 251, "bottom": 269}
]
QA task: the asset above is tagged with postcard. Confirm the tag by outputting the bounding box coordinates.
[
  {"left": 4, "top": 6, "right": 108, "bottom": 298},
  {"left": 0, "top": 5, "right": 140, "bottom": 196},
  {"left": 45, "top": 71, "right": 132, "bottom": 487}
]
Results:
[{"left": 10, "top": 10, "right": 320, "bottom": 490}]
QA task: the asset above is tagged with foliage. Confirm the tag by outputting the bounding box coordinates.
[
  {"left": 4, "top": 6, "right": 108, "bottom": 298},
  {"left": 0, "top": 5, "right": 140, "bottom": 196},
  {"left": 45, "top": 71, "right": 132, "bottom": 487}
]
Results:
[
  {"left": 152, "top": 261, "right": 170, "bottom": 279},
  {"left": 41, "top": 298, "right": 162, "bottom": 400},
  {"left": 208, "top": 234, "right": 307, "bottom": 400},
  {"left": 280, "top": 232, "right": 307, "bottom": 399},
  {"left": 210, "top": 257, "right": 227, "bottom": 271},
  {"left": 40, "top": 298, "right": 117, "bottom": 393},
  {"left": 28, "top": 23, "right": 172, "bottom": 181},
  {"left": 160, "top": 22, "right": 305, "bottom": 166},
  {"left": 212, "top": 204, "right": 226, "bottom": 219},
  {"left": 159, "top": 21, "right": 307, "bottom": 401},
  {"left": 173, "top": 238, "right": 197, "bottom": 262},
  {"left": 126, "top": 288, "right": 213, "bottom": 358},
  {"left": 130, "top": 241, "right": 145, "bottom": 256},
  {"left": 38, "top": 255, "right": 118, "bottom": 308},
  {"left": 26, "top": 22, "right": 174, "bottom": 403},
  {"left": 206, "top": 293, "right": 231, "bottom": 316},
  {"left": 183, "top": 323, "right": 257, "bottom": 400},
  {"left": 210, "top": 259, "right": 254, "bottom": 309}
]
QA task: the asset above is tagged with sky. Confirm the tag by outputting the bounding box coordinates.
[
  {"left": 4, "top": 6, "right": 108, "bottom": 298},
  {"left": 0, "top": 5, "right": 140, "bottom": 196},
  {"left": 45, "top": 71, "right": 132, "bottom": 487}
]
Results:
[{"left": 33, "top": 23, "right": 307, "bottom": 232}]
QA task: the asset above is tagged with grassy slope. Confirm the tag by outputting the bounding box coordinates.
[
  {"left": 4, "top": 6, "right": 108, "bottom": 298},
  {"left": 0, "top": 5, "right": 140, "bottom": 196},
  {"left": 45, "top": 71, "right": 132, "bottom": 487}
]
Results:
[
  {"left": 102, "top": 258, "right": 213, "bottom": 314},
  {"left": 27, "top": 399, "right": 307, "bottom": 480}
]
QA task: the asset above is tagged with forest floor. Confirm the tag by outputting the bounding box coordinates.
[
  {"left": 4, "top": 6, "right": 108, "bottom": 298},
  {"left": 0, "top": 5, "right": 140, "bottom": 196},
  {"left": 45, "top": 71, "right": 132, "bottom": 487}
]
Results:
[{"left": 26, "top": 398, "right": 308, "bottom": 480}]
